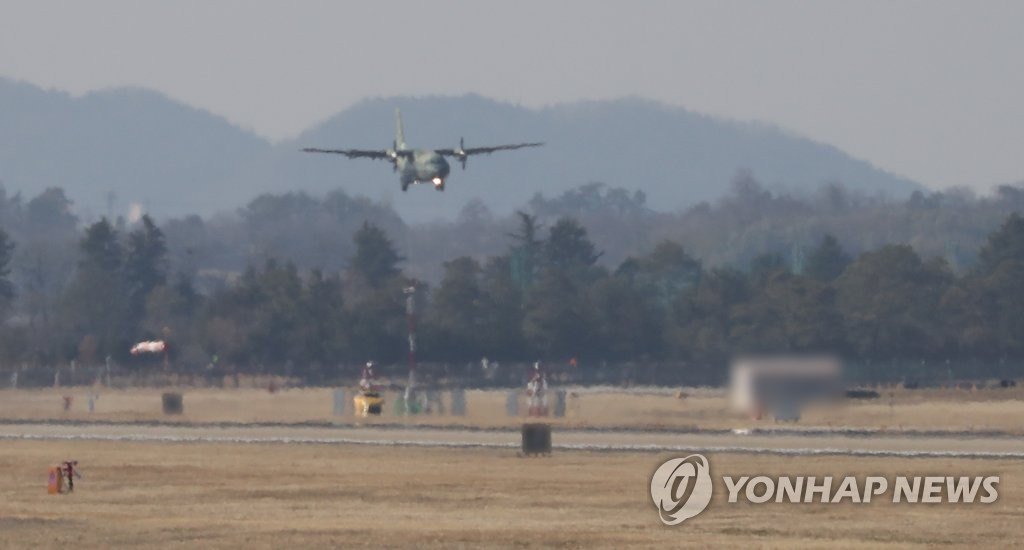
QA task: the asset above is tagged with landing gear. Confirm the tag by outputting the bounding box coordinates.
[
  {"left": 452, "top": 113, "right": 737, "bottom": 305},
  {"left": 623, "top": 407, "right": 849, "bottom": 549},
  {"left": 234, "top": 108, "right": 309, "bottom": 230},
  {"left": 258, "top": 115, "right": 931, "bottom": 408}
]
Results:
[{"left": 402, "top": 179, "right": 444, "bottom": 191}]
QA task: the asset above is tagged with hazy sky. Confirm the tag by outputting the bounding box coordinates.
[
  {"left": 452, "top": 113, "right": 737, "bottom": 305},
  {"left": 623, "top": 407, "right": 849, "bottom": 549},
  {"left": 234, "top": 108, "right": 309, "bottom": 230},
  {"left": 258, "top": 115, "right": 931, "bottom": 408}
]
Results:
[{"left": 2, "top": 0, "right": 1022, "bottom": 191}]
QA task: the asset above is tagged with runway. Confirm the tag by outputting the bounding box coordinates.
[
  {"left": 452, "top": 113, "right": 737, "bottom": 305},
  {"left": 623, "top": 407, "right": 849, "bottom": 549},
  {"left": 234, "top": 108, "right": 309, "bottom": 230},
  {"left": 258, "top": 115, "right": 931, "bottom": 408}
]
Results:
[{"left": 2, "top": 421, "right": 1023, "bottom": 459}]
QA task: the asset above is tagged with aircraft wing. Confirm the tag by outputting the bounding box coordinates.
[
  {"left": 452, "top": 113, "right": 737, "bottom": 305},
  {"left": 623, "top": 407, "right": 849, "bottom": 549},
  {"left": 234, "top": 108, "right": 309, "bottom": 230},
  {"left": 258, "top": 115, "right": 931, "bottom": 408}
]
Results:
[
  {"left": 301, "top": 148, "right": 399, "bottom": 160},
  {"left": 438, "top": 142, "right": 543, "bottom": 157}
]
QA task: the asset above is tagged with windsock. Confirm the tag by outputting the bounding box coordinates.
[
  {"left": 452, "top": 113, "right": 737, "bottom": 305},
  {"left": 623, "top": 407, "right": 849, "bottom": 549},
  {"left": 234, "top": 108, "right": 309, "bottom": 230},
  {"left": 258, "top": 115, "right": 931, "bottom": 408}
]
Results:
[{"left": 130, "top": 340, "right": 167, "bottom": 355}]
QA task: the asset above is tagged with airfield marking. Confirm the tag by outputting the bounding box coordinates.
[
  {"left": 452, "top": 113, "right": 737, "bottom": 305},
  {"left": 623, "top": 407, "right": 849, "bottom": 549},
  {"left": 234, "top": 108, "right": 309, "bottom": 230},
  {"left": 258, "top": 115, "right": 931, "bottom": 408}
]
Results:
[
  {"left": 3, "top": 424, "right": 1024, "bottom": 460},
  {"left": 3, "top": 418, "right": 1019, "bottom": 440}
]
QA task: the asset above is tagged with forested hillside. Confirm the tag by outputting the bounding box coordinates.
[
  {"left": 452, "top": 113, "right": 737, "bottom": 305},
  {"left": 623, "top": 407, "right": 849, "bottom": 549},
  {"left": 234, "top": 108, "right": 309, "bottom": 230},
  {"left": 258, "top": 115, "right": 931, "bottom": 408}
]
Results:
[{"left": 1, "top": 179, "right": 1022, "bottom": 384}]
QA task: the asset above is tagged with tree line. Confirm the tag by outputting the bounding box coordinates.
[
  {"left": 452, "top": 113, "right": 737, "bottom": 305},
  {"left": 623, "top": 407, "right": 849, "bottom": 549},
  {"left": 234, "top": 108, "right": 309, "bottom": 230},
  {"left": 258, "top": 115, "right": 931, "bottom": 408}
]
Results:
[{"left": 1, "top": 185, "right": 1023, "bottom": 384}]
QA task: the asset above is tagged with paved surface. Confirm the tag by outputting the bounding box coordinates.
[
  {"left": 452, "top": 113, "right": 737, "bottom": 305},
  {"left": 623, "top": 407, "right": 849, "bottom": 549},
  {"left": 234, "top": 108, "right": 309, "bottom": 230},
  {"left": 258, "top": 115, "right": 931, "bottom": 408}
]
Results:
[{"left": 2, "top": 422, "right": 1023, "bottom": 459}]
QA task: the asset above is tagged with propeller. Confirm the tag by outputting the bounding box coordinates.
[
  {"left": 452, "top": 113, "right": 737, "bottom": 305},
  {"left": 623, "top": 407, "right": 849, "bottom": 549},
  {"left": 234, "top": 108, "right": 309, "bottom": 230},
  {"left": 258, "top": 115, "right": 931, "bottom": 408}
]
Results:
[
  {"left": 455, "top": 137, "right": 467, "bottom": 170},
  {"left": 388, "top": 140, "right": 399, "bottom": 171}
]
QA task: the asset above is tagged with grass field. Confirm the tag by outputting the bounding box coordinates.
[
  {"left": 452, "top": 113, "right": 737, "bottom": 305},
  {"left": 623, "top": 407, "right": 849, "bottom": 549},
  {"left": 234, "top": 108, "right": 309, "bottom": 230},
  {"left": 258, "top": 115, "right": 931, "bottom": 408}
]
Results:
[
  {"left": 3, "top": 385, "right": 1024, "bottom": 433},
  {"left": 1, "top": 439, "right": 1021, "bottom": 548}
]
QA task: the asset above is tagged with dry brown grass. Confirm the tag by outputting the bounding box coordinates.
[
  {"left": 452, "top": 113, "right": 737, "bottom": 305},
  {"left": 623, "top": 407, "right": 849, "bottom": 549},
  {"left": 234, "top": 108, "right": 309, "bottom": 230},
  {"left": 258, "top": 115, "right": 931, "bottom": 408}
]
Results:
[
  {"left": 3, "top": 386, "right": 1024, "bottom": 433},
  {"left": 0, "top": 439, "right": 1021, "bottom": 548}
]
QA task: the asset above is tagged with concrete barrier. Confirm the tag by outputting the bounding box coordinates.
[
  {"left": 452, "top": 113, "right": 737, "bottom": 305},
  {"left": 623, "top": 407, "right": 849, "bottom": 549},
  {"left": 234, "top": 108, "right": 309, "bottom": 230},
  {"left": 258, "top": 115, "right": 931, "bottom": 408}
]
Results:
[
  {"left": 553, "top": 389, "right": 567, "bottom": 417},
  {"left": 332, "top": 388, "right": 346, "bottom": 416},
  {"left": 505, "top": 390, "right": 518, "bottom": 417},
  {"left": 450, "top": 388, "right": 466, "bottom": 416}
]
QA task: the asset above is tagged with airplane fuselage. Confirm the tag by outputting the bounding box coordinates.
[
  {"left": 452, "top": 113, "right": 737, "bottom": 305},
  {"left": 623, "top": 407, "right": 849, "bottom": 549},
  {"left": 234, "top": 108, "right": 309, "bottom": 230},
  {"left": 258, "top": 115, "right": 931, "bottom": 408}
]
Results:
[{"left": 397, "top": 150, "right": 450, "bottom": 190}]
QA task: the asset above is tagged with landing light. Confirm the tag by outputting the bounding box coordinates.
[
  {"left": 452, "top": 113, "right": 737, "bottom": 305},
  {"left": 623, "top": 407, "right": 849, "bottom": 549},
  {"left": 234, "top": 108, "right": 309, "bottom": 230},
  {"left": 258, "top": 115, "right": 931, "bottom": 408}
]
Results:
[{"left": 432, "top": 177, "right": 443, "bottom": 186}]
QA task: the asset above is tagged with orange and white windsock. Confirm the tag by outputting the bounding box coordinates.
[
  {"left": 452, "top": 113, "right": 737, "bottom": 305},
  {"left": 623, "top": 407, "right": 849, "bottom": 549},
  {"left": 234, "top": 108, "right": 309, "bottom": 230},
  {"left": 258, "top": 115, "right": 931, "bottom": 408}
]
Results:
[{"left": 130, "top": 340, "right": 167, "bottom": 355}]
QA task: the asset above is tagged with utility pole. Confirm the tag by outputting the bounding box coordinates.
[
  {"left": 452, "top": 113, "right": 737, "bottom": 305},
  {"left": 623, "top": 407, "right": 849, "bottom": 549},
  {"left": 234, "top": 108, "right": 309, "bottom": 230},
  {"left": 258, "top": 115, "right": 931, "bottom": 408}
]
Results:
[{"left": 403, "top": 284, "right": 417, "bottom": 414}]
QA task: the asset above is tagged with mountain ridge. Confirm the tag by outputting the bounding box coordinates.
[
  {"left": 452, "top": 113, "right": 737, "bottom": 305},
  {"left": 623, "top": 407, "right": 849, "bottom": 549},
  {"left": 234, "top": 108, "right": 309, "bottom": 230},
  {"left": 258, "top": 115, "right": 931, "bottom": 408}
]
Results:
[{"left": 0, "top": 77, "right": 923, "bottom": 222}]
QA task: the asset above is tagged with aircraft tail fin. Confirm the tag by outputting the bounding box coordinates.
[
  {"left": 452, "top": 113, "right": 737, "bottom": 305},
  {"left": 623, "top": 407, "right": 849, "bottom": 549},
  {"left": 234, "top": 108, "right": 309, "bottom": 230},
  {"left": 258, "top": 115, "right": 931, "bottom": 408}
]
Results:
[{"left": 395, "top": 108, "right": 407, "bottom": 150}]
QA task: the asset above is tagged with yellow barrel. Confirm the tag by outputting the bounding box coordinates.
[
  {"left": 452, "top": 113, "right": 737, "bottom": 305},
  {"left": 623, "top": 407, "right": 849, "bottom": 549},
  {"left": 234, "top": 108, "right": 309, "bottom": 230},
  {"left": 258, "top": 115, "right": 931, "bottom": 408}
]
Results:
[{"left": 354, "top": 392, "right": 385, "bottom": 417}]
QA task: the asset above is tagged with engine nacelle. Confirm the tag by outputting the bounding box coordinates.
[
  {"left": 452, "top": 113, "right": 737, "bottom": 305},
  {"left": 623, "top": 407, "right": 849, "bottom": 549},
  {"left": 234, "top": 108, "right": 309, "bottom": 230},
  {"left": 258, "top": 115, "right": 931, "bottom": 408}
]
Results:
[
  {"left": 455, "top": 137, "right": 467, "bottom": 170},
  {"left": 387, "top": 140, "right": 399, "bottom": 171}
]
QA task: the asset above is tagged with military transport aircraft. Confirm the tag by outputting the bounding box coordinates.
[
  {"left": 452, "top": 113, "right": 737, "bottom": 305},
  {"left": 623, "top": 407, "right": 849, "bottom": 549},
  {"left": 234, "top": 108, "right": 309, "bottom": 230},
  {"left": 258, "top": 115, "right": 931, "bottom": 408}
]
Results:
[{"left": 301, "top": 109, "right": 542, "bottom": 192}]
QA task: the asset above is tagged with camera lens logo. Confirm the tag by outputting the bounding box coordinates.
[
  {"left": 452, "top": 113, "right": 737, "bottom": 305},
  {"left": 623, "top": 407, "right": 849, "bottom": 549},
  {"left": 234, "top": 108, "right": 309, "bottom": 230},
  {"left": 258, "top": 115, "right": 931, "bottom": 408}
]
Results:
[{"left": 650, "top": 454, "right": 713, "bottom": 525}]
